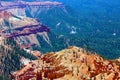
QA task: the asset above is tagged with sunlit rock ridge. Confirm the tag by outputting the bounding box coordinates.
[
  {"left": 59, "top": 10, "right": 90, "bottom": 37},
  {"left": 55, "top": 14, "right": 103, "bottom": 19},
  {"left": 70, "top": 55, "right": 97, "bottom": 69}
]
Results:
[{"left": 12, "top": 46, "right": 120, "bottom": 80}]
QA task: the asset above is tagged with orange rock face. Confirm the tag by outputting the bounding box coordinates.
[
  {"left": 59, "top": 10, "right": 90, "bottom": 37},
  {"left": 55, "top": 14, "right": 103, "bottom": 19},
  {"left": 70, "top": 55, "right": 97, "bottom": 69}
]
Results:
[
  {"left": 31, "top": 50, "right": 42, "bottom": 58},
  {"left": 11, "top": 46, "right": 120, "bottom": 80}
]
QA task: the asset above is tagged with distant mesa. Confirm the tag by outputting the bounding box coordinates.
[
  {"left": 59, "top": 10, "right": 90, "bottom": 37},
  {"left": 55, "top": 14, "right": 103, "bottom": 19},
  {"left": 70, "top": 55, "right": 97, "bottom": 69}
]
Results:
[{"left": 0, "top": 1, "right": 63, "bottom": 11}]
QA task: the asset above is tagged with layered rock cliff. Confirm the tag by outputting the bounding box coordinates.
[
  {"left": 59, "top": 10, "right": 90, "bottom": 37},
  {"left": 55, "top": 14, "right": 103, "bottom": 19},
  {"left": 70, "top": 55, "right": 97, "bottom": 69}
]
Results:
[{"left": 0, "top": 11, "right": 51, "bottom": 47}]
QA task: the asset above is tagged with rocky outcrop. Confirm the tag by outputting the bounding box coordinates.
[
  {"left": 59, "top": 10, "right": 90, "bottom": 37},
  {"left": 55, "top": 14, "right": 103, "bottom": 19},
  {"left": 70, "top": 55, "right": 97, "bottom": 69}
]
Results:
[
  {"left": 0, "top": 11, "right": 51, "bottom": 46},
  {"left": 12, "top": 46, "right": 120, "bottom": 80},
  {"left": 0, "top": 1, "right": 64, "bottom": 19}
]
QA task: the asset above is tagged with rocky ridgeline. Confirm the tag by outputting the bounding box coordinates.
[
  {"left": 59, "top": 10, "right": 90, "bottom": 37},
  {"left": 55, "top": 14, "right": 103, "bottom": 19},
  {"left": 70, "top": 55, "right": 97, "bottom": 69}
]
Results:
[
  {"left": 3, "top": 24, "right": 50, "bottom": 39},
  {"left": 0, "top": 1, "right": 63, "bottom": 11},
  {"left": 12, "top": 46, "right": 120, "bottom": 80}
]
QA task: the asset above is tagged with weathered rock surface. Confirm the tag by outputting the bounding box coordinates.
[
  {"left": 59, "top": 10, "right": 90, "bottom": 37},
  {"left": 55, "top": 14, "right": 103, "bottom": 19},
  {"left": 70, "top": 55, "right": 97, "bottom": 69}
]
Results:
[{"left": 12, "top": 46, "right": 120, "bottom": 80}]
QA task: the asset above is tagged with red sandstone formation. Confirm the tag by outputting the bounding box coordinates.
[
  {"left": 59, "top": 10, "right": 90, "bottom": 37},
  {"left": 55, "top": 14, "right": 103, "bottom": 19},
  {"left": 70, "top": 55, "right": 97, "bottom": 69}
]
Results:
[{"left": 11, "top": 46, "right": 120, "bottom": 80}]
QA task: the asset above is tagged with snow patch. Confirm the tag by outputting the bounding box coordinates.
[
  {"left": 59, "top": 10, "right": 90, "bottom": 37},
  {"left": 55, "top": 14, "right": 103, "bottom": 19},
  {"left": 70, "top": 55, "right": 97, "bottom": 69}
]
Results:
[
  {"left": 56, "top": 22, "right": 61, "bottom": 27},
  {"left": 70, "top": 30, "right": 76, "bottom": 34},
  {"left": 23, "top": 48, "right": 31, "bottom": 53},
  {"left": 70, "top": 26, "right": 77, "bottom": 34},
  {"left": 20, "top": 58, "right": 31, "bottom": 66},
  {"left": 112, "top": 33, "right": 116, "bottom": 36},
  {"left": 58, "top": 34, "right": 64, "bottom": 38}
]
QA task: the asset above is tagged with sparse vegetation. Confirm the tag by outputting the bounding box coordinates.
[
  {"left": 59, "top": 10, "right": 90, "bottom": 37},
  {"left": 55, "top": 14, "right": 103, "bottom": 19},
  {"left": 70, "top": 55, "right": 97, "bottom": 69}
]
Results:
[{"left": 0, "top": 39, "right": 37, "bottom": 80}]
